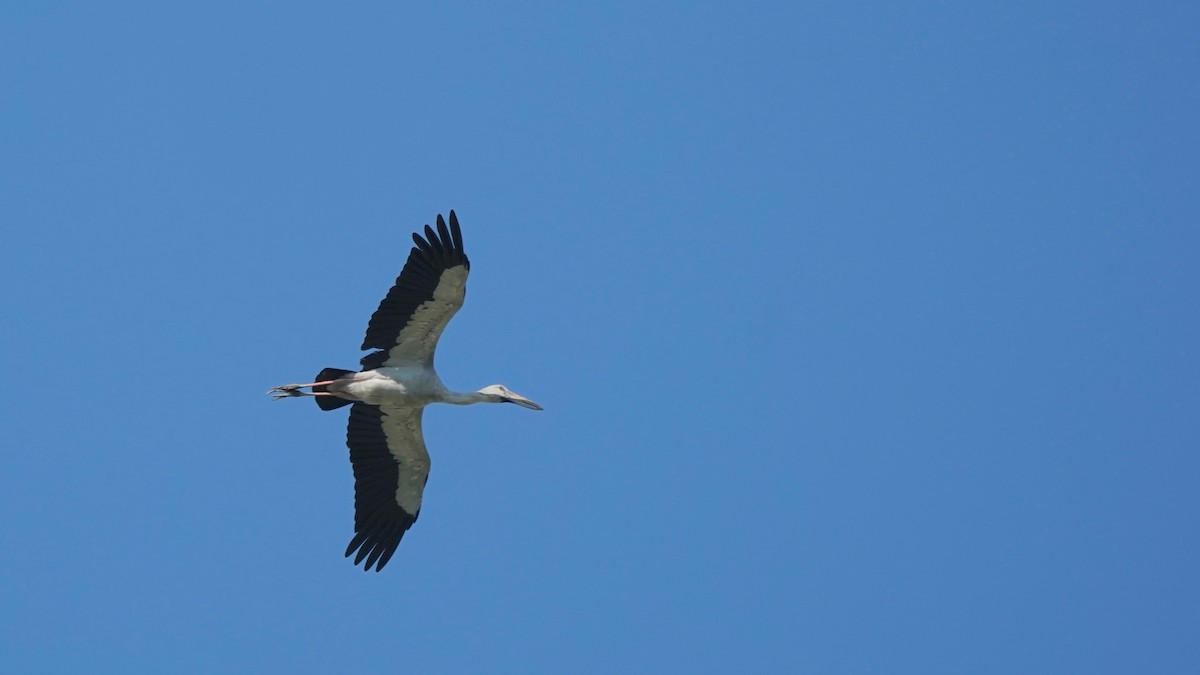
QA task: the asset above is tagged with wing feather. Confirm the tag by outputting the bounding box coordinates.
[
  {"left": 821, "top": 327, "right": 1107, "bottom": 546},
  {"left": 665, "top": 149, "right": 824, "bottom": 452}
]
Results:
[
  {"left": 361, "top": 210, "right": 470, "bottom": 368},
  {"left": 344, "top": 403, "right": 429, "bottom": 572}
]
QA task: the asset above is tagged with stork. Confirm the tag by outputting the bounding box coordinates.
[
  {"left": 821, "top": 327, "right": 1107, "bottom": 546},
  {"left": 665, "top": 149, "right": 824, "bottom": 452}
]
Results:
[{"left": 269, "top": 210, "right": 542, "bottom": 572}]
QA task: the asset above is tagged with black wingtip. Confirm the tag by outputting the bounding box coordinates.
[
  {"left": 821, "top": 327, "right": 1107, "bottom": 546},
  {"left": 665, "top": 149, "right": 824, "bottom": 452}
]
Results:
[
  {"left": 436, "top": 215, "right": 452, "bottom": 252},
  {"left": 345, "top": 532, "right": 367, "bottom": 560},
  {"left": 411, "top": 230, "right": 429, "bottom": 251},
  {"left": 446, "top": 210, "right": 461, "bottom": 248},
  {"left": 424, "top": 223, "right": 444, "bottom": 255}
]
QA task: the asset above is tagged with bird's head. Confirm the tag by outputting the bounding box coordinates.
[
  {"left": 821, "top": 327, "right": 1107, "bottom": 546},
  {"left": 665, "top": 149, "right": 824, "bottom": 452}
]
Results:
[{"left": 477, "top": 384, "right": 543, "bottom": 410}]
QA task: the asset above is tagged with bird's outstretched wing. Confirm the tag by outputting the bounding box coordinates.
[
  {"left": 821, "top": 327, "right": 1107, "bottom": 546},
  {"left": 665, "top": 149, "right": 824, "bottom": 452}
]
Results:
[
  {"left": 344, "top": 403, "right": 430, "bottom": 572},
  {"left": 360, "top": 211, "right": 470, "bottom": 369}
]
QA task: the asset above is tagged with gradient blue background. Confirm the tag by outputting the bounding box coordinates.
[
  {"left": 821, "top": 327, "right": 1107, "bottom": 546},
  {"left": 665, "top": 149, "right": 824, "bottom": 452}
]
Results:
[{"left": 2, "top": 2, "right": 1197, "bottom": 673}]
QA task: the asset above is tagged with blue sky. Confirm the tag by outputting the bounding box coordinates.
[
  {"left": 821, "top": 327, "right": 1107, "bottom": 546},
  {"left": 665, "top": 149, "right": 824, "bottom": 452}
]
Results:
[{"left": 2, "top": 2, "right": 1197, "bottom": 672}]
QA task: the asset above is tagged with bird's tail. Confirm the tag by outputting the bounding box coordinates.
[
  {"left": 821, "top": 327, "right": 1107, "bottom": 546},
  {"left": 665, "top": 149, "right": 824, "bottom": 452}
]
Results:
[{"left": 314, "top": 368, "right": 355, "bottom": 411}]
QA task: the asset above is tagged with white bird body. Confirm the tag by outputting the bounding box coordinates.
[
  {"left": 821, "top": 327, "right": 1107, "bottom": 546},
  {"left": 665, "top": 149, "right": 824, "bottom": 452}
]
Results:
[
  {"left": 268, "top": 210, "right": 541, "bottom": 571},
  {"left": 331, "top": 366, "right": 449, "bottom": 407}
]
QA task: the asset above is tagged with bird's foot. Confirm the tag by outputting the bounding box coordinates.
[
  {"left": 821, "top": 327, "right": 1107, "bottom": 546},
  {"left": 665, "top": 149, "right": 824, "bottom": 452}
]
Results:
[{"left": 268, "top": 384, "right": 306, "bottom": 400}]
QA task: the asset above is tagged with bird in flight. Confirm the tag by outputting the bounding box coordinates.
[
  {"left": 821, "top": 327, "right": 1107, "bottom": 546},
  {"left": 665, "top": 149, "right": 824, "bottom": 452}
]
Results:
[{"left": 269, "top": 210, "right": 542, "bottom": 571}]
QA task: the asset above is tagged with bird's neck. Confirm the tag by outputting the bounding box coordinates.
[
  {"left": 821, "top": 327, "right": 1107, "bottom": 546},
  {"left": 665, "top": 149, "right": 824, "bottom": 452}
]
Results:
[{"left": 443, "top": 390, "right": 497, "bottom": 406}]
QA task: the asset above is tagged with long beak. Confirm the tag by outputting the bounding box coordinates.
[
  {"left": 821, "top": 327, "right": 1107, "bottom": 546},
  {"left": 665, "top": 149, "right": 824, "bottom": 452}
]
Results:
[{"left": 503, "top": 392, "right": 544, "bottom": 411}]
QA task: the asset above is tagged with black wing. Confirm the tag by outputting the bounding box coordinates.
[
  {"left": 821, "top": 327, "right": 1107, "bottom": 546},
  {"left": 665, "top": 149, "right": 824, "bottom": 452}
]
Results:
[
  {"left": 360, "top": 211, "right": 470, "bottom": 369},
  {"left": 344, "top": 403, "right": 429, "bottom": 572}
]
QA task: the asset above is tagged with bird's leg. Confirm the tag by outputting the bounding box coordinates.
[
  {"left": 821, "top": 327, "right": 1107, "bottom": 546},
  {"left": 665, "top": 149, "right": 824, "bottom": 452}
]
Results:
[{"left": 267, "top": 380, "right": 337, "bottom": 400}]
